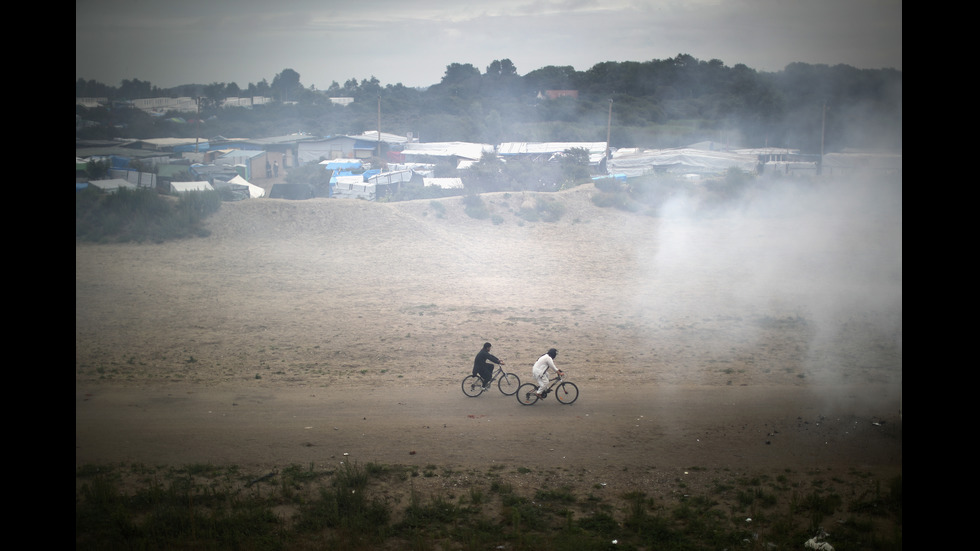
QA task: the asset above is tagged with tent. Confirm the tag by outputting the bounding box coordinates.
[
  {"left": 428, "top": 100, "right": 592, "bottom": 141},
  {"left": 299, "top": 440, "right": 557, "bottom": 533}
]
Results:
[
  {"left": 228, "top": 175, "right": 265, "bottom": 198},
  {"left": 170, "top": 181, "right": 214, "bottom": 194},
  {"left": 320, "top": 159, "right": 362, "bottom": 171},
  {"left": 269, "top": 183, "right": 315, "bottom": 199},
  {"left": 213, "top": 175, "right": 265, "bottom": 201}
]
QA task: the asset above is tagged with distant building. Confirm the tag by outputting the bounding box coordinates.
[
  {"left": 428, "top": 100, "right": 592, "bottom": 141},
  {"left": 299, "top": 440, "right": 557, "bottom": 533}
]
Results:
[
  {"left": 298, "top": 132, "right": 412, "bottom": 163},
  {"left": 130, "top": 97, "right": 199, "bottom": 114},
  {"left": 220, "top": 96, "right": 273, "bottom": 108},
  {"left": 76, "top": 97, "right": 107, "bottom": 108}
]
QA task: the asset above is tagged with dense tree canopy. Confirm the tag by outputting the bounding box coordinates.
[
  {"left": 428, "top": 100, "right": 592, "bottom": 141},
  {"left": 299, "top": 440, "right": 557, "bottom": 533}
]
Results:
[{"left": 75, "top": 54, "right": 901, "bottom": 153}]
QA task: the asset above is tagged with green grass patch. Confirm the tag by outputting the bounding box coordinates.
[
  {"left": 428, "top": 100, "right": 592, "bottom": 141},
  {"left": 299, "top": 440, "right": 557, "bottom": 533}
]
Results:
[{"left": 76, "top": 463, "right": 902, "bottom": 550}]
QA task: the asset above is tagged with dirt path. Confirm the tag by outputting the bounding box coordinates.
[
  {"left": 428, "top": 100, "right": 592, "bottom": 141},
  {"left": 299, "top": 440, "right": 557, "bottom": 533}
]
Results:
[{"left": 75, "top": 381, "right": 901, "bottom": 475}]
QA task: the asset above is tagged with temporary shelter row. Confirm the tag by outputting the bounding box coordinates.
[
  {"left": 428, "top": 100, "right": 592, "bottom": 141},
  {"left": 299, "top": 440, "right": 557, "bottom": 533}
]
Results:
[
  {"left": 607, "top": 147, "right": 761, "bottom": 178},
  {"left": 399, "top": 142, "right": 494, "bottom": 162},
  {"left": 498, "top": 141, "right": 608, "bottom": 164},
  {"left": 332, "top": 169, "right": 422, "bottom": 200}
]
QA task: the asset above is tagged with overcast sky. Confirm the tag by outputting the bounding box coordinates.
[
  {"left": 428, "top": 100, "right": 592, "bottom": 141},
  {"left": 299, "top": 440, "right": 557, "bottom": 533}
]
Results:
[{"left": 76, "top": 0, "right": 902, "bottom": 91}]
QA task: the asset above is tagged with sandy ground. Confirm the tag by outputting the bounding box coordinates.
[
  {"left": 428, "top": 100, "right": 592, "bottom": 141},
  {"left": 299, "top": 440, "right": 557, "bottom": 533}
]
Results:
[{"left": 75, "top": 181, "right": 902, "bottom": 497}]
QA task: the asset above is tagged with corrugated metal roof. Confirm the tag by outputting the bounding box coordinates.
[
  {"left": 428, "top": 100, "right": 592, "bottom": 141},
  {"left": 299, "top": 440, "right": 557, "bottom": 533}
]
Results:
[
  {"left": 135, "top": 138, "right": 208, "bottom": 149},
  {"left": 350, "top": 131, "right": 411, "bottom": 144},
  {"left": 76, "top": 146, "right": 167, "bottom": 159},
  {"left": 239, "top": 134, "right": 319, "bottom": 145},
  {"left": 402, "top": 142, "right": 494, "bottom": 160},
  {"left": 498, "top": 142, "right": 607, "bottom": 155},
  {"left": 368, "top": 170, "right": 414, "bottom": 185},
  {"left": 218, "top": 149, "right": 265, "bottom": 160},
  {"left": 607, "top": 148, "right": 759, "bottom": 177}
]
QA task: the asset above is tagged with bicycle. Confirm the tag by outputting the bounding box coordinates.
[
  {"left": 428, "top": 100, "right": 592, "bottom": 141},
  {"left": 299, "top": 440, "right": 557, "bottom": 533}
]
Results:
[
  {"left": 516, "top": 372, "right": 579, "bottom": 405},
  {"left": 461, "top": 364, "right": 521, "bottom": 397}
]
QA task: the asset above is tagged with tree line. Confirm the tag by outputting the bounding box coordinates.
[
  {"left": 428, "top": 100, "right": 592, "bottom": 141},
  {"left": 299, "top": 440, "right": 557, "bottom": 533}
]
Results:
[{"left": 76, "top": 54, "right": 901, "bottom": 154}]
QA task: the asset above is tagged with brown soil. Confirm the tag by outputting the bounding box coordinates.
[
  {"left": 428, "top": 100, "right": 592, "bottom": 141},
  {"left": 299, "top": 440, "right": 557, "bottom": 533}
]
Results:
[{"left": 75, "top": 182, "right": 902, "bottom": 517}]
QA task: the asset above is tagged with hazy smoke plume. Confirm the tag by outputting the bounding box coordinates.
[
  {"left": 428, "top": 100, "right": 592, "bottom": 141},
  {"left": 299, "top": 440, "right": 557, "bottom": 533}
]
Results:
[{"left": 625, "top": 173, "right": 901, "bottom": 393}]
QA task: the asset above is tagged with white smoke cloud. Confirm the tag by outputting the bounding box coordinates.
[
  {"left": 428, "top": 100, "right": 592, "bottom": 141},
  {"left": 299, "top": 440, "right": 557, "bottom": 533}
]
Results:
[{"left": 628, "top": 173, "right": 901, "bottom": 391}]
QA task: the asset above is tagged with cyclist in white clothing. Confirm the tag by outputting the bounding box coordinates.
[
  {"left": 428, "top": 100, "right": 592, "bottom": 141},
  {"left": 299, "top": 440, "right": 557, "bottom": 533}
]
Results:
[{"left": 531, "top": 348, "right": 562, "bottom": 397}]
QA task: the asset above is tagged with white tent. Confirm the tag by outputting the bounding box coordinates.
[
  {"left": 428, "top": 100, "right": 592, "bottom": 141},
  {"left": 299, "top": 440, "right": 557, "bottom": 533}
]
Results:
[
  {"left": 228, "top": 175, "right": 265, "bottom": 198},
  {"left": 170, "top": 181, "right": 214, "bottom": 194}
]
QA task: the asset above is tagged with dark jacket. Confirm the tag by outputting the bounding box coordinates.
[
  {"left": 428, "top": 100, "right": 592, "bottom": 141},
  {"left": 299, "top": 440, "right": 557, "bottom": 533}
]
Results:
[{"left": 473, "top": 349, "right": 501, "bottom": 375}]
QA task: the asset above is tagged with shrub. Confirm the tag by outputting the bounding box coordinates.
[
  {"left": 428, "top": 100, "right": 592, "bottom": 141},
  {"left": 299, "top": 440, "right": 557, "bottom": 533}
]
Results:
[
  {"left": 535, "top": 197, "right": 566, "bottom": 222},
  {"left": 518, "top": 196, "right": 566, "bottom": 222},
  {"left": 76, "top": 187, "right": 220, "bottom": 243},
  {"left": 462, "top": 194, "right": 490, "bottom": 219},
  {"left": 591, "top": 190, "right": 638, "bottom": 211}
]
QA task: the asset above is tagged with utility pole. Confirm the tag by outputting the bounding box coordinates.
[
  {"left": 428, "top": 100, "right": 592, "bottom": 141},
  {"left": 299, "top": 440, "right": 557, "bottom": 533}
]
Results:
[
  {"left": 819, "top": 100, "right": 827, "bottom": 175},
  {"left": 195, "top": 97, "right": 201, "bottom": 153},
  {"left": 606, "top": 99, "right": 613, "bottom": 160},
  {"left": 377, "top": 95, "right": 382, "bottom": 158}
]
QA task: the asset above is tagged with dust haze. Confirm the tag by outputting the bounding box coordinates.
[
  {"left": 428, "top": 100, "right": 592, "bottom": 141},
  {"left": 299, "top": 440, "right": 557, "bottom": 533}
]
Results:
[
  {"left": 75, "top": 174, "right": 901, "bottom": 411},
  {"left": 607, "top": 173, "right": 902, "bottom": 407}
]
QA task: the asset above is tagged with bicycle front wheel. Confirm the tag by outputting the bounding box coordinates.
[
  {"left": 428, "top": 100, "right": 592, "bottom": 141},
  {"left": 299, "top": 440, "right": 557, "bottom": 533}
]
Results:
[
  {"left": 461, "top": 375, "right": 486, "bottom": 397},
  {"left": 497, "top": 373, "right": 521, "bottom": 396},
  {"left": 555, "top": 382, "right": 579, "bottom": 404},
  {"left": 516, "top": 383, "right": 540, "bottom": 405}
]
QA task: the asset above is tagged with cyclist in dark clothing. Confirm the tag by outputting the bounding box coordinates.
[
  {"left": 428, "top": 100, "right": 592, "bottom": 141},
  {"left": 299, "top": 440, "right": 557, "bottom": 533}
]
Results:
[{"left": 473, "top": 342, "right": 505, "bottom": 389}]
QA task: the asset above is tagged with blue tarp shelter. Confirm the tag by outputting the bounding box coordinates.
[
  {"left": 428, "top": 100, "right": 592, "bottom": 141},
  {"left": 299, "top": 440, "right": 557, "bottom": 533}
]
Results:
[{"left": 322, "top": 160, "right": 362, "bottom": 171}]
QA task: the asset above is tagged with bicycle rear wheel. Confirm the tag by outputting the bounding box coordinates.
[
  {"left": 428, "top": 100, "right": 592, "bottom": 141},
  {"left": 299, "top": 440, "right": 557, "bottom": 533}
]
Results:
[
  {"left": 555, "top": 382, "right": 579, "bottom": 404},
  {"left": 497, "top": 373, "right": 520, "bottom": 396},
  {"left": 516, "top": 383, "right": 540, "bottom": 405},
  {"left": 461, "top": 375, "right": 486, "bottom": 397}
]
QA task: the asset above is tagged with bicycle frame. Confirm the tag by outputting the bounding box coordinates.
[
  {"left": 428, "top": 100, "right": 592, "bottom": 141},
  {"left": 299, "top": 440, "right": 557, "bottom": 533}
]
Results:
[
  {"left": 539, "top": 374, "right": 563, "bottom": 394},
  {"left": 462, "top": 364, "right": 521, "bottom": 397},
  {"left": 517, "top": 372, "right": 578, "bottom": 405}
]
